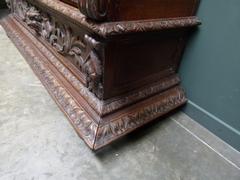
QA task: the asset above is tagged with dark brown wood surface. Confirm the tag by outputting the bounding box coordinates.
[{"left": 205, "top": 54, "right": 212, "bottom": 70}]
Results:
[{"left": 61, "top": 0, "right": 199, "bottom": 21}]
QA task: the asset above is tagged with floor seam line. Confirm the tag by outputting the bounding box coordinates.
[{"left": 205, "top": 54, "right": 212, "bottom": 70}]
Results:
[{"left": 172, "top": 118, "right": 240, "bottom": 171}]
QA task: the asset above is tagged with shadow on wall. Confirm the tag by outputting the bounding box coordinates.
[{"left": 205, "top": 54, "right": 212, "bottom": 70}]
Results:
[{"left": 179, "top": 0, "right": 240, "bottom": 151}]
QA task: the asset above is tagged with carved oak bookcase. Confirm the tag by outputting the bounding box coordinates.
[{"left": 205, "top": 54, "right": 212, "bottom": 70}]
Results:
[{"left": 2, "top": 0, "right": 201, "bottom": 150}]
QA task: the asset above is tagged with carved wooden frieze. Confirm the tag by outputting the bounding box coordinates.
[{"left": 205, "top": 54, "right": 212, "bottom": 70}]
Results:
[{"left": 13, "top": 0, "right": 104, "bottom": 99}]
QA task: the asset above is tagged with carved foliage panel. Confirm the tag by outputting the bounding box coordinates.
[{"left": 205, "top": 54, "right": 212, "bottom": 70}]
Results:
[{"left": 12, "top": 0, "right": 104, "bottom": 99}]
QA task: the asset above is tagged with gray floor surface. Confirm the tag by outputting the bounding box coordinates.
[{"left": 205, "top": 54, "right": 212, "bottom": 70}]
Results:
[{"left": 0, "top": 10, "right": 240, "bottom": 180}]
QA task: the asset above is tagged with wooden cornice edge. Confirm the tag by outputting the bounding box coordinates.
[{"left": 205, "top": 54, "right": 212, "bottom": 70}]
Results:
[{"left": 28, "top": 0, "right": 201, "bottom": 38}]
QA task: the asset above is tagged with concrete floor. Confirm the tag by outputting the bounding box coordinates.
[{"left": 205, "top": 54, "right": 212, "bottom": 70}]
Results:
[{"left": 0, "top": 11, "right": 240, "bottom": 180}]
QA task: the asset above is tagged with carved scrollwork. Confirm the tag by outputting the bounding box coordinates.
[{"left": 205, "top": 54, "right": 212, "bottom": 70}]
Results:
[
  {"left": 78, "top": 0, "right": 110, "bottom": 21},
  {"left": 14, "top": 0, "right": 104, "bottom": 99},
  {"left": 49, "top": 24, "right": 72, "bottom": 54}
]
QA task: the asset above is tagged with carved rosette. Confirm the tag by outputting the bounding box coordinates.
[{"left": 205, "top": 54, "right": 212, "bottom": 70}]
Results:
[{"left": 78, "top": 0, "right": 110, "bottom": 21}]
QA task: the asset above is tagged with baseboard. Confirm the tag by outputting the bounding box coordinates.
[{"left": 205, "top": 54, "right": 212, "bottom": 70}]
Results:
[{"left": 182, "top": 100, "right": 240, "bottom": 151}]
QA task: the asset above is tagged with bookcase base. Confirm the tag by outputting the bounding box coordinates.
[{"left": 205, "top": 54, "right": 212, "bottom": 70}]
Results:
[{"left": 1, "top": 15, "right": 187, "bottom": 150}]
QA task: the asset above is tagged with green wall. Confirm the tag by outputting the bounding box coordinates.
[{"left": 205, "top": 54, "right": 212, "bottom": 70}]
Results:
[{"left": 180, "top": 0, "right": 240, "bottom": 151}]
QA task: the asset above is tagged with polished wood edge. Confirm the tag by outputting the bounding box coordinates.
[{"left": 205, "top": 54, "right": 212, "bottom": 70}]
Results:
[
  {"left": 1, "top": 16, "right": 187, "bottom": 150},
  {"left": 26, "top": 0, "right": 201, "bottom": 38}
]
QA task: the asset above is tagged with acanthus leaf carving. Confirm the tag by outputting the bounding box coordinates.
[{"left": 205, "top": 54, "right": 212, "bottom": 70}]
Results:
[
  {"left": 82, "top": 35, "right": 103, "bottom": 98},
  {"left": 14, "top": 0, "right": 104, "bottom": 99}
]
